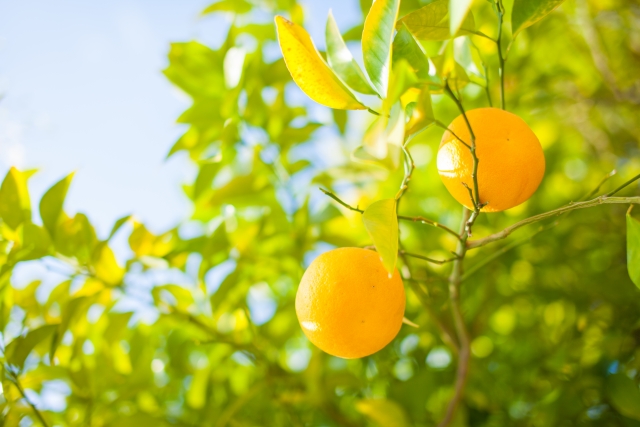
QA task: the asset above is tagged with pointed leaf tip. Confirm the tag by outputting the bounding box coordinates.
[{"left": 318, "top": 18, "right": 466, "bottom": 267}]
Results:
[{"left": 275, "top": 15, "right": 367, "bottom": 110}]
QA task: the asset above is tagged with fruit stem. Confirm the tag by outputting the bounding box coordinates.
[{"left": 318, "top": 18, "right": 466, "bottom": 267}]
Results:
[{"left": 443, "top": 81, "right": 482, "bottom": 236}]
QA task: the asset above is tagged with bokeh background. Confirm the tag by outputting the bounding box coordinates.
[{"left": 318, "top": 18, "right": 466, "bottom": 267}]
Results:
[{"left": 1, "top": 0, "right": 640, "bottom": 426}]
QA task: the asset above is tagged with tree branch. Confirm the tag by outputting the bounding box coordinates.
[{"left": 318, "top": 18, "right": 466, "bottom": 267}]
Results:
[
  {"left": 6, "top": 370, "right": 49, "bottom": 427},
  {"left": 400, "top": 250, "right": 459, "bottom": 265},
  {"left": 438, "top": 208, "right": 472, "bottom": 427},
  {"left": 495, "top": 0, "right": 506, "bottom": 110},
  {"left": 467, "top": 196, "right": 640, "bottom": 249}
]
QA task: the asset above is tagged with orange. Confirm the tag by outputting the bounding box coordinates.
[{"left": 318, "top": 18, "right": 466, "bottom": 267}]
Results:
[
  {"left": 295, "top": 247, "right": 405, "bottom": 359},
  {"left": 437, "top": 108, "right": 545, "bottom": 212}
]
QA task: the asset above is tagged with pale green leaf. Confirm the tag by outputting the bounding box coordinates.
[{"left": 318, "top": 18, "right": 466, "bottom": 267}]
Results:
[
  {"left": 607, "top": 373, "right": 640, "bottom": 420},
  {"left": 398, "top": 0, "right": 476, "bottom": 41},
  {"left": 627, "top": 209, "right": 640, "bottom": 288},
  {"left": 356, "top": 398, "right": 410, "bottom": 427},
  {"left": 363, "top": 199, "right": 398, "bottom": 275},
  {"left": 39, "top": 172, "right": 74, "bottom": 237},
  {"left": 362, "top": 0, "right": 401, "bottom": 97},
  {"left": 326, "top": 11, "right": 376, "bottom": 95},
  {"left": 275, "top": 16, "right": 366, "bottom": 110},
  {"left": 512, "top": 0, "right": 565, "bottom": 35},
  {"left": 0, "top": 167, "right": 31, "bottom": 230},
  {"left": 450, "top": 0, "right": 474, "bottom": 35}
]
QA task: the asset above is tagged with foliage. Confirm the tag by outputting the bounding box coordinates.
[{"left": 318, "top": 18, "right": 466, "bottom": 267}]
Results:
[{"left": 1, "top": 0, "right": 640, "bottom": 426}]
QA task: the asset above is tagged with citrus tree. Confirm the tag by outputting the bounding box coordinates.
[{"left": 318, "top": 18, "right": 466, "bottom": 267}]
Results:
[{"left": 1, "top": 0, "right": 640, "bottom": 426}]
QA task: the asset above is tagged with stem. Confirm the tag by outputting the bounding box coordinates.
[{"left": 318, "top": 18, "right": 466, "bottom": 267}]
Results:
[
  {"left": 7, "top": 371, "right": 49, "bottom": 427},
  {"left": 399, "top": 252, "right": 460, "bottom": 354},
  {"left": 605, "top": 172, "right": 640, "bottom": 197},
  {"left": 400, "top": 251, "right": 458, "bottom": 265},
  {"left": 467, "top": 196, "right": 640, "bottom": 249},
  {"left": 396, "top": 146, "right": 415, "bottom": 201},
  {"left": 320, "top": 188, "right": 461, "bottom": 240},
  {"left": 495, "top": 0, "right": 506, "bottom": 110},
  {"left": 443, "top": 82, "right": 482, "bottom": 236},
  {"left": 438, "top": 208, "right": 472, "bottom": 427}
]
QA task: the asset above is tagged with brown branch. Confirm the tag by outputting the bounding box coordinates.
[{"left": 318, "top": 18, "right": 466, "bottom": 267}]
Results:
[{"left": 467, "top": 196, "right": 640, "bottom": 249}]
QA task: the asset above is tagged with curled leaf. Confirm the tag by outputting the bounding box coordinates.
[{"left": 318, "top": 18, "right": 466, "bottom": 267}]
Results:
[{"left": 275, "top": 16, "right": 366, "bottom": 110}]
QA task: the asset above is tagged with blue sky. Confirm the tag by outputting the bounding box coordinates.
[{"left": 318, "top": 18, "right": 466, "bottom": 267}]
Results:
[{"left": 0, "top": 0, "right": 362, "bottom": 236}]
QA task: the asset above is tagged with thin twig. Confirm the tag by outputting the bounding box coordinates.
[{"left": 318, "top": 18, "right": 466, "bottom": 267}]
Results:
[
  {"left": 399, "top": 252, "right": 459, "bottom": 354},
  {"left": 467, "top": 196, "right": 640, "bottom": 249},
  {"left": 6, "top": 371, "right": 49, "bottom": 427},
  {"left": 400, "top": 251, "right": 458, "bottom": 265},
  {"left": 461, "top": 224, "right": 551, "bottom": 282},
  {"left": 605, "top": 172, "right": 640, "bottom": 197},
  {"left": 443, "top": 81, "right": 482, "bottom": 236},
  {"left": 320, "top": 188, "right": 461, "bottom": 240},
  {"left": 438, "top": 208, "right": 472, "bottom": 427}
]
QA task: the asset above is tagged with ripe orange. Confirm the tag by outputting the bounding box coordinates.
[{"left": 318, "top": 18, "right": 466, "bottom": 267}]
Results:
[
  {"left": 437, "top": 108, "right": 545, "bottom": 212},
  {"left": 296, "top": 247, "right": 405, "bottom": 359}
]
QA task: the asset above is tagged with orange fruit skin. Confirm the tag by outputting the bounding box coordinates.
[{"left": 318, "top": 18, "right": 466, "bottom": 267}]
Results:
[
  {"left": 437, "top": 108, "right": 545, "bottom": 212},
  {"left": 295, "top": 247, "right": 406, "bottom": 359}
]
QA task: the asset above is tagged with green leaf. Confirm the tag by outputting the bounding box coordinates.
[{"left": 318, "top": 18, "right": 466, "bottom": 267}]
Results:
[
  {"left": 392, "top": 24, "right": 430, "bottom": 80},
  {"left": 512, "top": 0, "right": 565, "bottom": 35},
  {"left": 607, "top": 373, "right": 640, "bottom": 420},
  {"left": 39, "top": 172, "right": 74, "bottom": 237},
  {"left": 326, "top": 11, "right": 376, "bottom": 95},
  {"left": 627, "top": 209, "right": 640, "bottom": 288},
  {"left": 355, "top": 398, "right": 410, "bottom": 427},
  {"left": 202, "top": 0, "right": 252, "bottom": 15},
  {"left": 363, "top": 199, "right": 398, "bottom": 275},
  {"left": 333, "top": 109, "right": 348, "bottom": 135},
  {"left": 0, "top": 167, "right": 31, "bottom": 230},
  {"left": 108, "top": 214, "right": 133, "bottom": 240},
  {"left": 362, "top": 0, "right": 401, "bottom": 97},
  {"left": 275, "top": 16, "right": 367, "bottom": 110},
  {"left": 18, "top": 223, "right": 52, "bottom": 261},
  {"left": 398, "top": 0, "right": 476, "bottom": 41},
  {"left": 406, "top": 89, "right": 435, "bottom": 138},
  {"left": 450, "top": 0, "right": 474, "bottom": 35},
  {"left": 50, "top": 296, "right": 90, "bottom": 362},
  {"left": 6, "top": 324, "right": 59, "bottom": 370}
]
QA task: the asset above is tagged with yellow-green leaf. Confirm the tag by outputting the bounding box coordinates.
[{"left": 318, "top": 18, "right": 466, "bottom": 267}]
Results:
[
  {"left": 39, "top": 172, "right": 74, "bottom": 237},
  {"left": 627, "top": 209, "right": 640, "bottom": 288},
  {"left": 362, "top": 0, "right": 401, "bottom": 98},
  {"left": 6, "top": 324, "right": 59, "bottom": 370},
  {"left": 450, "top": 0, "right": 474, "bottom": 35},
  {"left": 356, "top": 398, "right": 410, "bottom": 427},
  {"left": 93, "top": 242, "right": 125, "bottom": 286},
  {"left": 398, "top": 0, "right": 476, "bottom": 41},
  {"left": 0, "top": 167, "right": 32, "bottom": 230},
  {"left": 512, "top": 0, "right": 565, "bottom": 36},
  {"left": 406, "top": 88, "right": 435, "bottom": 138},
  {"left": 202, "top": 0, "right": 252, "bottom": 15},
  {"left": 326, "top": 11, "right": 376, "bottom": 95},
  {"left": 275, "top": 16, "right": 366, "bottom": 110},
  {"left": 363, "top": 199, "right": 398, "bottom": 275}
]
